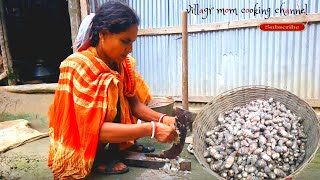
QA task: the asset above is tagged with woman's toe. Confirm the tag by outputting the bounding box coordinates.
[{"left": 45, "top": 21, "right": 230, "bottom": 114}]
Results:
[{"left": 113, "top": 162, "right": 126, "bottom": 171}]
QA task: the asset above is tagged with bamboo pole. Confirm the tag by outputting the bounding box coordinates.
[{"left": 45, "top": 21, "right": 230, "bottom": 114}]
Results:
[
  {"left": 3, "top": 83, "right": 57, "bottom": 93},
  {"left": 0, "top": 0, "right": 16, "bottom": 85},
  {"left": 182, "top": 11, "right": 188, "bottom": 110}
]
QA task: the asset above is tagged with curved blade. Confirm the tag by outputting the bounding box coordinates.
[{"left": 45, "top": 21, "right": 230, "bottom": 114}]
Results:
[{"left": 162, "top": 107, "right": 192, "bottom": 159}]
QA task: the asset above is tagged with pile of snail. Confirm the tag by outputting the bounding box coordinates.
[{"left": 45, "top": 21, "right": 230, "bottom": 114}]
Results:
[{"left": 203, "top": 98, "right": 307, "bottom": 179}]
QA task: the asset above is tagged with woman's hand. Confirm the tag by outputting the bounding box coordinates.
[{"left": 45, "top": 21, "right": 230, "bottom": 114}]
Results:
[
  {"left": 162, "top": 116, "right": 176, "bottom": 130},
  {"left": 154, "top": 122, "right": 178, "bottom": 143}
]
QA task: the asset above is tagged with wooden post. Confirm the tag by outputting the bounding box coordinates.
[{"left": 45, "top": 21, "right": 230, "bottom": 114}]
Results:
[
  {"left": 0, "top": 0, "right": 16, "bottom": 85},
  {"left": 182, "top": 11, "right": 188, "bottom": 110},
  {"left": 68, "top": 0, "right": 82, "bottom": 53},
  {"left": 0, "top": 51, "right": 6, "bottom": 80},
  {"left": 94, "top": 0, "right": 99, "bottom": 12},
  {"left": 80, "top": 0, "right": 90, "bottom": 20}
]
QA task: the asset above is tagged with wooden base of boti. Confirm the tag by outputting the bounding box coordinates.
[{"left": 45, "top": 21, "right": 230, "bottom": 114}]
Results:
[{"left": 124, "top": 151, "right": 191, "bottom": 171}]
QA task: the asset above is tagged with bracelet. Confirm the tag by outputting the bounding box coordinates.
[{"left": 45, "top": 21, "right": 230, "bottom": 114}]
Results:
[
  {"left": 151, "top": 121, "right": 155, "bottom": 138},
  {"left": 158, "top": 114, "right": 167, "bottom": 123}
]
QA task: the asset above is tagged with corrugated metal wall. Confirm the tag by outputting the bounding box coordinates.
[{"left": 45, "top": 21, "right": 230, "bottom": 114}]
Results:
[
  {"left": 88, "top": 0, "right": 127, "bottom": 12},
  {"left": 88, "top": 0, "right": 320, "bottom": 100}
]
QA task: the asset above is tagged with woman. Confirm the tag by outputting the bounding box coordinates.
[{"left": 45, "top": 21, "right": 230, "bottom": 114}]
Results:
[{"left": 48, "top": 1, "right": 177, "bottom": 179}]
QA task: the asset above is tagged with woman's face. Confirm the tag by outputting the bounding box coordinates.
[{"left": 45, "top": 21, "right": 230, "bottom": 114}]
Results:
[{"left": 98, "top": 24, "right": 138, "bottom": 64}]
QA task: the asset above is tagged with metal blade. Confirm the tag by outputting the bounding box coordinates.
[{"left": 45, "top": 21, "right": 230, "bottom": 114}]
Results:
[{"left": 146, "top": 107, "right": 192, "bottom": 159}]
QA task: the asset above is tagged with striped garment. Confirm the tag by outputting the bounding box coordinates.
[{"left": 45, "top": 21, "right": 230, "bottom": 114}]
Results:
[{"left": 48, "top": 47, "right": 151, "bottom": 179}]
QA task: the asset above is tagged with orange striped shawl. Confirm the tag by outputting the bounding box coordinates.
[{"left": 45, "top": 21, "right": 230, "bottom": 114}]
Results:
[{"left": 48, "top": 47, "right": 151, "bottom": 179}]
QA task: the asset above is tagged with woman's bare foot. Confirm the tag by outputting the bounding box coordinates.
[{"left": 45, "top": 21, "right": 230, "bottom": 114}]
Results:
[
  {"left": 97, "top": 162, "right": 127, "bottom": 172},
  {"left": 94, "top": 160, "right": 129, "bottom": 174}
]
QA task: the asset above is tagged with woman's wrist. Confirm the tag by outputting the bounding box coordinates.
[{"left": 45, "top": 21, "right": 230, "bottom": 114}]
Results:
[
  {"left": 150, "top": 121, "right": 156, "bottom": 138},
  {"left": 158, "top": 114, "right": 167, "bottom": 123},
  {"left": 142, "top": 122, "right": 154, "bottom": 137}
]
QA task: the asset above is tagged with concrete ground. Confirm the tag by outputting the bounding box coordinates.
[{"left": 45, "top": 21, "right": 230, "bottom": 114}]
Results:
[
  {"left": 0, "top": 136, "right": 216, "bottom": 180},
  {"left": 1, "top": 91, "right": 320, "bottom": 179},
  {"left": 1, "top": 131, "right": 320, "bottom": 180}
]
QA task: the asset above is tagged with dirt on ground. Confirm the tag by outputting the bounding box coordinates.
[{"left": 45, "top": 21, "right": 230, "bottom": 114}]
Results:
[
  {"left": 0, "top": 138, "right": 52, "bottom": 180},
  {"left": 0, "top": 153, "right": 48, "bottom": 180}
]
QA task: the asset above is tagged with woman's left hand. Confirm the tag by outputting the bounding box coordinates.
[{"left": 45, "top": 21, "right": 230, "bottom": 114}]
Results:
[{"left": 162, "top": 116, "right": 176, "bottom": 130}]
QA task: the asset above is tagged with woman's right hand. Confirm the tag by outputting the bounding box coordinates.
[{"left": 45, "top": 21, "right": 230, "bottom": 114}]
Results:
[{"left": 154, "top": 122, "right": 178, "bottom": 143}]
